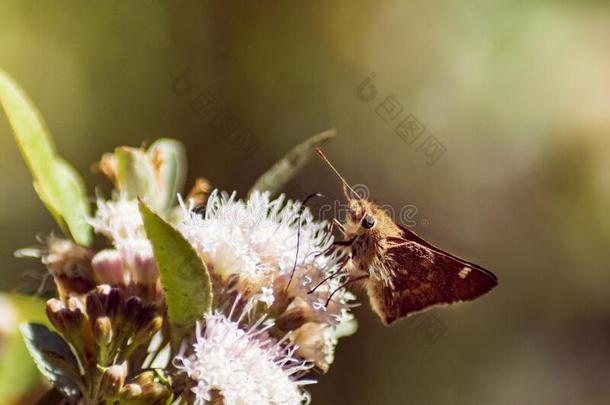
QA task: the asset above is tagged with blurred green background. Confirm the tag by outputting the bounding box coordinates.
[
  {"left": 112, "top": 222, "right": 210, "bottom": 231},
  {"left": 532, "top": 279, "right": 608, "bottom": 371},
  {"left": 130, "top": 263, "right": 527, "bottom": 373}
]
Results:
[{"left": 1, "top": 1, "right": 609, "bottom": 404}]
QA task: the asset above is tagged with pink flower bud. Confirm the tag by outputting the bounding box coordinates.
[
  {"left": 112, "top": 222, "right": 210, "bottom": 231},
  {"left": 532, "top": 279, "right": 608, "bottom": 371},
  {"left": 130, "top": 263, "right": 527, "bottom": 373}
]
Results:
[{"left": 92, "top": 250, "right": 127, "bottom": 287}]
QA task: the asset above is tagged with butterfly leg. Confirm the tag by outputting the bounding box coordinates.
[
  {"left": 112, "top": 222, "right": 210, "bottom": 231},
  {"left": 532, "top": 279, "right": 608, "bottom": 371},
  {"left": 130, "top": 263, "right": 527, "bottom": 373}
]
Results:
[
  {"left": 307, "top": 255, "right": 350, "bottom": 294},
  {"left": 331, "top": 218, "right": 346, "bottom": 236},
  {"left": 325, "top": 274, "right": 369, "bottom": 307}
]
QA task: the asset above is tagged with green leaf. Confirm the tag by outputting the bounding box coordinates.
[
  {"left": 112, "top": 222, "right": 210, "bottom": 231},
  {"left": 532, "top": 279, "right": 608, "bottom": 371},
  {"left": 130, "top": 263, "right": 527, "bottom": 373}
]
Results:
[
  {"left": 138, "top": 200, "right": 212, "bottom": 347},
  {"left": 115, "top": 146, "right": 155, "bottom": 201},
  {"left": 249, "top": 129, "right": 336, "bottom": 196},
  {"left": 52, "top": 158, "right": 92, "bottom": 244},
  {"left": 20, "top": 323, "right": 82, "bottom": 400},
  {"left": 0, "top": 295, "right": 50, "bottom": 402},
  {"left": 0, "top": 69, "right": 92, "bottom": 246},
  {"left": 115, "top": 139, "right": 187, "bottom": 215},
  {"left": 148, "top": 138, "right": 187, "bottom": 213}
]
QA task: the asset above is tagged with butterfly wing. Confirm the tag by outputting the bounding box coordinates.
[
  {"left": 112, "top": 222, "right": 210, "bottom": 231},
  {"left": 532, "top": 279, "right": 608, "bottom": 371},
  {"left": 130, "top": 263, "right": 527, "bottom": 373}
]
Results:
[{"left": 368, "top": 226, "right": 497, "bottom": 325}]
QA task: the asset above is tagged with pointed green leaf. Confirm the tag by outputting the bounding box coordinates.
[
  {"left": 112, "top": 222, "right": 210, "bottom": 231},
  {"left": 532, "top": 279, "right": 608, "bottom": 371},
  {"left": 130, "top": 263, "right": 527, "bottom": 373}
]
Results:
[
  {"left": 249, "top": 129, "right": 336, "bottom": 196},
  {"left": 0, "top": 69, "right": 91, "bottom": 246},
  {"left": 138, "top": 200, "right": 212, "bottom": 346},
  {"left": 148, "top": 138, "right": 187, "bottom": 213},
  {"left": 33, "top": 179, "right": 69, "bottom": 235},
  {"left": 20, "top": 323, "right": 81, "bottom": 400},
  {"left": 52, "top": 158, "right": 92, "bottom": 243}
]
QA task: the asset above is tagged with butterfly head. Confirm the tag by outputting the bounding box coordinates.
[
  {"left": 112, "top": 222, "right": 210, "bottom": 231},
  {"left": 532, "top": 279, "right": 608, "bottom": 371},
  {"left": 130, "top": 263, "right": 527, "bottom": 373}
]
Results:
[
  {"left": 343, "top": 187, "right": 398, "bottom": 239},
  {"left": 344, "top": 196, "right": 383, "bottom": 236},
  {"left": 314, "top": 147, "right": 388, "bottom": 236}
]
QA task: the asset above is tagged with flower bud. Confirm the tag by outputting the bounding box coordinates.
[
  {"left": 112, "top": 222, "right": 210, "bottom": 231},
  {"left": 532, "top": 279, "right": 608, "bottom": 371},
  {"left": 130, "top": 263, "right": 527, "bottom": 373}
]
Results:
[
  {"left": 124, "top": 295, "right": 143, "bottom": 316},
  {"left": 92, "top": 250, "right": 127, "bottom": 286},
  {"left": 124, "top": 297, "right": 160, "bottom": 341},
  {"left": 123, "top": 370, "right": 171, "bottom": 404},
  {"left": 119, "top": 383, "right": 142, "bottom": 400},
  {"left": 46, "top": 298, "right": 66, "bottom": 329},
  {"left": 135, "top": 316, "right": 163, "bottom": 341},
  {"left": 291, "top": 322, "right": 335, "bottom": 373},
  {"left": 64, "top": 297, "right": 86, "bottom": 331},
  {"left": 98, "top": 152, "right": 119, "bottom": 186},
  {"left": 132, "top": 253, "right": 158, "bottom": 287},
  {"left": 133, "top": 304, "right": 156, "bottom": 331},
  {"left": 105, "top": 287, "right": 124, "bottom": 319},
  {"left": 86, "top": 288, "right": 104, "bottom": 321},
  {"left": 44, "top": 238, "right": 95, "bottom": 299},
  {"left": 133, "top": 370, "right": 155, "bottom": 387},
  {"left": 46, "top": 298, "right": 85, "bottom": 335},
  {"left": 47, "top": 298, "right": 96, "bottom": 367},
  {"left": 93, "top": 316, "right": 113, "bottom": 346},
  {"left": 87, "top": 285, "right": 124, "bottom": 320},
  {"left": 140, "top": 381, "right": 172, "bottom": 404},
  {"left": 67, "top": 296, "right": 85, "bottom": 313},
  {"left": 99, "top": 363, "right": 127, "bottom": 397},
  {"left": 131, "top": 253, "right": 161, "bottom": 302}
]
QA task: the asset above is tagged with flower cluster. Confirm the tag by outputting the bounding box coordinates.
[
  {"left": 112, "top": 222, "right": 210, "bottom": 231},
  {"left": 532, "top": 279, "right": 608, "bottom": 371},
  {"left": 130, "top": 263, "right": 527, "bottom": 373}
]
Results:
[
  {"left": 89, "top": 195, "right": 162, "bottom": 303},
  {"left": 176, "top": 307, "right": 313, "bottom": 405},
  {"left": 179, "top": 190, "right": 356, "bottom": 373},
  {"left": 17, "top": 138, "right": 358, "bottom": 405}
]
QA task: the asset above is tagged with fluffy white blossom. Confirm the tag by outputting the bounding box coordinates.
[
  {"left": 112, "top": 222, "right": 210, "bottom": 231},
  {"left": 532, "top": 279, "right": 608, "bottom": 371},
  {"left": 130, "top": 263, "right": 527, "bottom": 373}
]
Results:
[
  {"left": 89, "top": 194, "right": 152, "bottom": 260},
  {"left": 179, "top": 190, "right": 330, "bottom": 281},
  {"left": 175, "top": 307, "right": 313, "bottom": 405},
  {"left": 179, "top": 190, "right": 354, "bottom": 325}
]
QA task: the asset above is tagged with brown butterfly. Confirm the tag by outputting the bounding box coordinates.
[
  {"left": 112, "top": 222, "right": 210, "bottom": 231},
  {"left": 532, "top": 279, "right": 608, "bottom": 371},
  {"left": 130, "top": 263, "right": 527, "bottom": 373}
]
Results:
[{"left": 316, "top": 149, "right": 498, "bottom": 325}]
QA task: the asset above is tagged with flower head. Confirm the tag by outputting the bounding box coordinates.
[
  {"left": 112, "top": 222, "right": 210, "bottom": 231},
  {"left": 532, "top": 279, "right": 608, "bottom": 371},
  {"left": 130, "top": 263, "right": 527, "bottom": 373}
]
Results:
[
  {"left": 176, "top": 304, "right": 312, "bottom": 405},
  {"left": 89, "top": 194, "right": 162, "bottom": 302},
  {"left": 89, "top": 194, "right": 152, "bottom": 259},
  {"left": 180, "top": 190, "right": 329, "bottom": 282},
  {"left": 179, "top": 190, "right": 354, "bottom": 325}
]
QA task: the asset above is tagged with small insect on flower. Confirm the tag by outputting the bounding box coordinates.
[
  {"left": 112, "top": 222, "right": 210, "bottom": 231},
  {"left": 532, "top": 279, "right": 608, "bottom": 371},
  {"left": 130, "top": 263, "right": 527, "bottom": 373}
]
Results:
[
  {"left": 175, "top": 299, "right": 314, "bottom": 405},
  {"left": 315, "top": 148, "right": 498, "bottom": 325}
]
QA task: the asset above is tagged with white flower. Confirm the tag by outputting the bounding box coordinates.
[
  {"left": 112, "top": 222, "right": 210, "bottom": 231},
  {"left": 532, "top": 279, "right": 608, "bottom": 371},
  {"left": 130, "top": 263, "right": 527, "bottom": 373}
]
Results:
[
  {"left": 291, "top": 316, "right": 358, "bottom": 372},
  {"left": 175, "top": 306, "right": 312, "bottom": 405},
  {"left": 89, "top": 194, "right": 152, "bottom": 259},
  {"left": 179, "top": 190, "right": 354, "bottom": 325},
  {"left": 179, "top": 190, "right": 331, "bottom": 283},
  {"left": 259, "top": 286, "right": 275, "bottom": 307}
]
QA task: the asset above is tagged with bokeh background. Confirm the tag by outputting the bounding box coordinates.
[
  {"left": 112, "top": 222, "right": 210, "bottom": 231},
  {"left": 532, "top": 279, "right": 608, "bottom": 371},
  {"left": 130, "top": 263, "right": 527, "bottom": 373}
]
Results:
[{"left": 1, "top": 1, "right": 610, "bottom": 404}]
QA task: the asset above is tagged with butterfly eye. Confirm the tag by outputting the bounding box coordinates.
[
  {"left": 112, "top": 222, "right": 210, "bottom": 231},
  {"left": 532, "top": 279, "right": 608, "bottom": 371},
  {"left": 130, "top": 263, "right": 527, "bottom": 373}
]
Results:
[{"left": 361, "top": 214, "right": 376, "bottom": 229}]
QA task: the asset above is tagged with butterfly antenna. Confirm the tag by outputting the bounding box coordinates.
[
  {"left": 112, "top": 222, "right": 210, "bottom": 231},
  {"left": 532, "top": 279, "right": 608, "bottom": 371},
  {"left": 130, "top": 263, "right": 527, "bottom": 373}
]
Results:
[{"left": 315, "top": 148, "right": 361, "bottom": 199}]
